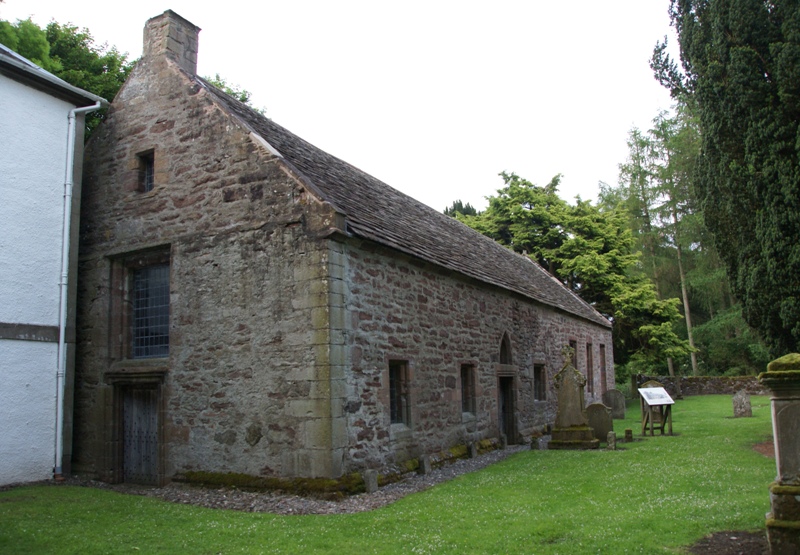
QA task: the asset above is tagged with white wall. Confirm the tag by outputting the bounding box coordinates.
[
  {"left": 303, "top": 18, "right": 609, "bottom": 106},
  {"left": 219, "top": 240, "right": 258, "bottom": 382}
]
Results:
[
  {"left": 0, "top": 340, "right": 58, "bottom": 485},
  {"left": 0, "top": 76, "right": 70, "bottom": 326},
  {"left": 0, "top": 74, "right": 73, "bottom": 485}
]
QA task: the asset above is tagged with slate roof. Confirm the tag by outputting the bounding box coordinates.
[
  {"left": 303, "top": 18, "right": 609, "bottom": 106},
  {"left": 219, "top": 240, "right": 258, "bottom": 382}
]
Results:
[{"left": 199, "top": 78, "right": 610, "bottom": 328}]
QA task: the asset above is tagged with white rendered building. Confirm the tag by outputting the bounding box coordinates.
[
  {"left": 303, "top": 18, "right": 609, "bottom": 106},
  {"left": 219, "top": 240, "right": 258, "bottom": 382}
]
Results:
[{"left": 0, "top": 45, "right": 105, "bottom": 485}]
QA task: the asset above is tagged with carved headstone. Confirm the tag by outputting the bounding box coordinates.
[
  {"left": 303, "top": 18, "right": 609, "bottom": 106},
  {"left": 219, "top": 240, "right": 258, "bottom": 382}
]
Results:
[
  {"left": 586, "top": 403, "right": 614, "bottom": 442},
  {"left": 549, "top": 346, "right": 599, "bottom": 450},
  {"left": 554, "top": 351, "right": 588, "bottom": 429},
  {"left": 732, "top": 390, "right": 752, "bottom": 418},
  {"left": 602, "top": 389, "right": 626, "bottom": 420}
]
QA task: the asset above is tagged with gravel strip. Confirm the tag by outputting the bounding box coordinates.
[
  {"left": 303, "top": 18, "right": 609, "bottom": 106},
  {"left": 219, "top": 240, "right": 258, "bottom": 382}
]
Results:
[{"left": 43, "top": 445, "right": 528, "bottom": 515}]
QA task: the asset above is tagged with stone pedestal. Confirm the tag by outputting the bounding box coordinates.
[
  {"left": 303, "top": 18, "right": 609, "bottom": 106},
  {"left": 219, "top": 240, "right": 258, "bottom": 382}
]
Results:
[
  {"left": 548, "top": 426, "right": 600, "bottom": 450},
  {"left": 759, "top": 354, "right": 800, "bottom": 554}
]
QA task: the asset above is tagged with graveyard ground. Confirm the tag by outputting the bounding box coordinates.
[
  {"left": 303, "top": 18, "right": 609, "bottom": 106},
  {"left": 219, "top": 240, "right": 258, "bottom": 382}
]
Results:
[{"left": 0, "top": 395, "right": 776, "bottom": 554}]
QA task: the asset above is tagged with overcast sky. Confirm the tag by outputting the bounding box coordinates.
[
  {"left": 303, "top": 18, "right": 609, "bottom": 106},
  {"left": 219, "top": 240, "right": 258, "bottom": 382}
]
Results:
[{"left": 2, "top": 1, "right": 679, "bottom": 211}]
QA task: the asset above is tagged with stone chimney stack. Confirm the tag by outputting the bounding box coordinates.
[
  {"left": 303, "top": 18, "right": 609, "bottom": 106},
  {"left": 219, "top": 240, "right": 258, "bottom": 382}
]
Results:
[{"left": 143, "top": 10, "right": 201, "bottom": 76}]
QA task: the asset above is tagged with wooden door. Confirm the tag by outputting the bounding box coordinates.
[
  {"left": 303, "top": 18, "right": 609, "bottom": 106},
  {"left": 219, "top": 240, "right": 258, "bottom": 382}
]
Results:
[
  {"left": 122, "top": 387, "right": 159, "bottom": 485},
  {"left": 498, "top": 376, "right": 517, "bottom": 443}
]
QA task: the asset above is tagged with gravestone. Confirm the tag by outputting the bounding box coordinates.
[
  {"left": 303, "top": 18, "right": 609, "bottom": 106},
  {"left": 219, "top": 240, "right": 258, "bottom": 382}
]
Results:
[
  {"left": 624, "top": 429, "right": 633, "bottom": 443},
  {"left": 549, "top": 346, "right": 599, "bottom": 450},
  {"left": 418, "top": 455, "right": 432, "bottom": 475},
  {"left": 607, "top": 431, "right": 617, "bottom": 451},
  {"left": 363, "top": 469, "right": 379, "bottom": 493},
  {"left": 602, "top": 389, "right": 626, "bottom": 420},
  {"left": 732, "top": 390, "right": 752, "bottom": 418},
  {"left": 537, "top": 436, "right": 550, "bottom": 450},
  {"left": 760, "top": 354, "right": 800, "bottom": 555},
  {"left": 586, "top": 403, "right": 613, "bottom": 442}
]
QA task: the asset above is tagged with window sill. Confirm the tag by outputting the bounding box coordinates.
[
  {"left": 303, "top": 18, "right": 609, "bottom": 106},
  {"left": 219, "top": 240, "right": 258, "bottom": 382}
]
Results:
[{"left": 389, "top": 422, "right": 412, "bottom": 441}]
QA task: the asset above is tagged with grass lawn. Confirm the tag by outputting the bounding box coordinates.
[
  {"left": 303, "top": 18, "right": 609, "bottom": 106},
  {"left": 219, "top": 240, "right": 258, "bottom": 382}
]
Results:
[{"left": 0, "top": 395, "right": 775, "bottom": 554}]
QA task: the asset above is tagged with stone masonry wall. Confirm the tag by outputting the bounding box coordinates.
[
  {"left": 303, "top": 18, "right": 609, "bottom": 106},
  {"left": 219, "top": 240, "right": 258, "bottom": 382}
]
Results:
[
  {"left": 339, "top": 239, "right": 614, "bottom": 472},
  {"left": 634, "top": 374, "right": 768, "bottom": 397},
  {"left": 74, "top": 52, "right": 340, "bottom": 480},
  {"left": 72, "top": 16, "right": 616, "bottom": 482}
]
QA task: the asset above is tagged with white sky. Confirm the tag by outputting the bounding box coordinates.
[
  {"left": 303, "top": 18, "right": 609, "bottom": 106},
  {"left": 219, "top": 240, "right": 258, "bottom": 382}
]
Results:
[{"left": 2, "top": 1, "right": 679, "bottom": 211}]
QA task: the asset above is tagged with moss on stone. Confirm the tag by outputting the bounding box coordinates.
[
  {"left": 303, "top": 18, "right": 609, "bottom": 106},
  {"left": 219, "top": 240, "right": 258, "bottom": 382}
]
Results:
[
  {"left": 178, "top": 470, "right": 365, "bottom": 498},
  {"left": 766, "top": 518, "right": 800, "bottom": 530},
  {"left": 767, "top": 353, "right": 800, "bottom": 372},
  {"left": 770, "top": 483, "right": 800, "bottom": 496}
]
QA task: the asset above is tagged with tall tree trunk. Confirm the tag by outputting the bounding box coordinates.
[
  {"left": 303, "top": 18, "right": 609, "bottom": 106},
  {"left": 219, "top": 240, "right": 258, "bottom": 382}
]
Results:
[
  {"left": 648, "top": 240, "right": 682, "bottom": 396},
  {"left": 673, "top": 211, "right": 699, "bottom": 376}
]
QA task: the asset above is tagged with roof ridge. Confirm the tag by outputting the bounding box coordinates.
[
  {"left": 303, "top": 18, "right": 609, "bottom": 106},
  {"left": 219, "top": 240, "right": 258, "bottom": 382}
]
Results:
[{"left": 194, "top": 75, "right": 611, "bottom": 328}]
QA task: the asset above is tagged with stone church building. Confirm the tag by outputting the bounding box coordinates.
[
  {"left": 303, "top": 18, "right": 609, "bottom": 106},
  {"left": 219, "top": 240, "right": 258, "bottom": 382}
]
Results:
[{"left": 73, "top": 10, "right": 613, "bottom": 485}]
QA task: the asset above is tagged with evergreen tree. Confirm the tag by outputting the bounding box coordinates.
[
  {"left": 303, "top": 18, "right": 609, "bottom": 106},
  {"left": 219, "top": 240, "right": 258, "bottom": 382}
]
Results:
[
  {"left": 443, "top": 200, "right": 478, "bottom": 217},
  {"left": 653, "top": 0, "right": 800, "bottom": 355},
  {"left": 457, "top": 173, "right": 692, "bottom": 369}
]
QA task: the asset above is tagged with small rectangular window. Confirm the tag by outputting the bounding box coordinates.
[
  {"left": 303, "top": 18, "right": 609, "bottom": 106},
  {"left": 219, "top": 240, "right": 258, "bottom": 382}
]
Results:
[
  {"left": 586, "top": 343, "right": 594, "bottom": 394},
  {"left": 461, "top": 364, "right": 476, "bottom": 414},
  {"left": 533, "top": 364, "right": 546, "bottom": 401},
  {"left": 599, "top": 344, "right": 607, "bottom": 394},
  {"left": 132, "top": 264, "right": 170, "bottom": 358},
  {"left": 138, "top": 150, "right": 155, "bottom": 192},
  {"left": 389, "top": 360, "right": 410, "bottom": 425}
]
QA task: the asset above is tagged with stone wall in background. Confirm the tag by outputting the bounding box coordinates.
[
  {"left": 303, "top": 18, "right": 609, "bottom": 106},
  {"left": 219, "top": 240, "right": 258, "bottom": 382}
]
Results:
[{"left": 632, "top": 375, "right": 768, "bottom": 397}]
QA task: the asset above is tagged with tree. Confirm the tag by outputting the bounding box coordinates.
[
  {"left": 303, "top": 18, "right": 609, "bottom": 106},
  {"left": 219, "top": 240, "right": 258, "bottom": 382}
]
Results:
[
  {"left": 0, "top": 18, "right": 134, "bottom": 134},
  {"left": 607, "top": 102, "right": 772, "bottom": 376},
  {"left": 1, "top": 18, "right": 266, "bottom": 134},
  {"left": 653, "top": 0, "right": 800, "bottom": 356},
  {"left": 204, "top": 73, "right": 265, "bottom": 114},
  {"left": 443, "top": 200, "right": 477, "bottom": 217},
  {"left": 651, "top": 108, "right": 702, "bottom": 375},
  {"left": 457, "top": 172, "right": 692, "bottom": 369}
]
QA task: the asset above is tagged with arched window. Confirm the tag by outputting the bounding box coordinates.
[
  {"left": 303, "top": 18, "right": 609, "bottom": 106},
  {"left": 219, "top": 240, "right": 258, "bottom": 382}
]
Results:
[{"left": 499, "top": 332, "right": 513, "bottom": 365}]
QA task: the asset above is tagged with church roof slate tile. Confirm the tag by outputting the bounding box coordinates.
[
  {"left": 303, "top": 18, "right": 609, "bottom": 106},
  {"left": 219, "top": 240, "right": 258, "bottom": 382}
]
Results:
[{"left": 199, "top": 78, "right": 611, "bottom": 328}]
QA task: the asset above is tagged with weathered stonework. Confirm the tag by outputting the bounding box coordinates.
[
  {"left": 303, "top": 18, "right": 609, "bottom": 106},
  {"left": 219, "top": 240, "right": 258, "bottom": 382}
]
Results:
[
  {"left": 339, "top": 240, "right": 612, "bottom": 470},
  {"left": 759, "top": 355, "right": 800, "bottom": 554},
  {"left": 73, "top": 11, "right": 614, "bottom": 483}
]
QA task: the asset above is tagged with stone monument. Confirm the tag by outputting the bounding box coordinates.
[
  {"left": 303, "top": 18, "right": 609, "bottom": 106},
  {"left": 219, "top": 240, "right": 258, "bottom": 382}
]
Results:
[
  {"left": 602, "top": 388, "right": 626, "bottom": 419},
  {"left": 759, "top": 353, "right": 800, "bottom": 555},
  {"left": 586, "top": 403, "right": 613, "bottom": 443},
  {"left": 732, "top": 390, "right": 752, "bottom": 418},
  {"left": 549, "top": 346, "right": 599, "bottom": 450}
]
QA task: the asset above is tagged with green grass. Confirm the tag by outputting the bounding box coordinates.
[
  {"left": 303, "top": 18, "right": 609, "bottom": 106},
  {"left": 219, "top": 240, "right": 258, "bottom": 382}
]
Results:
[{"left": 0, "top": 395, "right": 775, "bottom": 554}]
